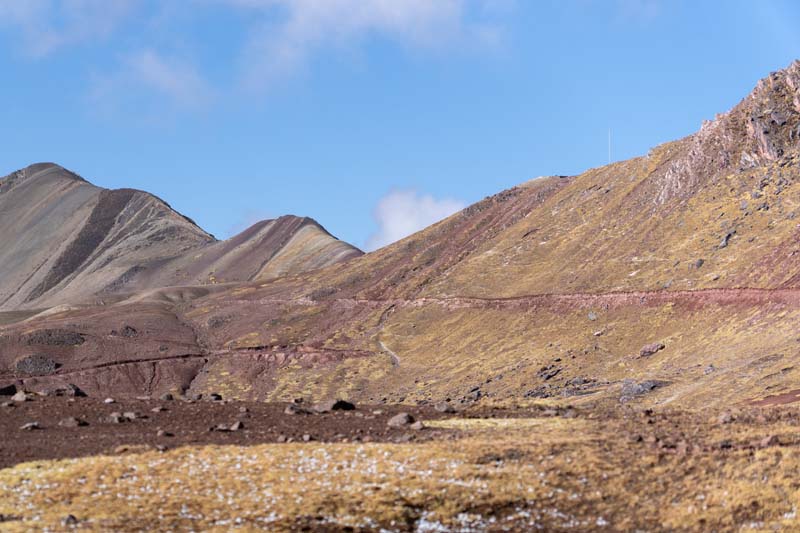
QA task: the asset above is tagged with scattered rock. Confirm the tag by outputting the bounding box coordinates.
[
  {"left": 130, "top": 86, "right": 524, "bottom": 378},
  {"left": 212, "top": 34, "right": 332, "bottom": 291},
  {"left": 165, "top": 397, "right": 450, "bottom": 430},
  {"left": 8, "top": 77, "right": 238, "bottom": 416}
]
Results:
[
  {"left": 588, "top": 311, "right": 598, "bottom": 321},
  {"left": 704, "top": 364, "right": 716, "bottom": 375},
  {"left": 58, "top": 417, "right": 88, "bottom": 428},
  {"left": 24, "top": 329, "right": 84, "bottom": 347},
  {"left": 62, "top": 515, "right": 79, "bottom": 526},
  {"left": 465, "top": 387, "right": 482, "bottom": 401},
  {"left": 1, "top": 401, "right": 13, "bottom": 408},
  {"left": 277, "top": 434, "right": 287, "bottom": 443},
  {"left": 48, "top": 384, "right": 87, "bottom": 397},
  {"left": 410, "top": 421, "right": 425, "bottom": 431},
  {"left": 694, "top": 258, "right": 705, "bottom": 269},
  {"left": 151, "top": 406, "right": 167, "bottom": 413},
  {"left": 302, "top": 434, "right": 313, "bottom": 442},
  {"left": 211, "top": 421, "right": 243, "bottom": 432},
  {"left": 313, "top": 399, "right": 356, "bottom": 413},
  {"left": 157, "top": 429, "right": 174, "bottom": 438},
  {"left": 284, "top": 404, "right": 312, "bottom": 415},
  {"left": 537, "top": 365, "right": 562, "bottom": 380},
  {"left": 717, "top": 412, "right": 735, "bottom": 425},
  {"left": 207, "top": 393, "right": 223, "bottom": 401},
  {"left": 20, "top": 422, "right": 40, "bottom": 431},
  {"left": 113, "top": 325, "right": 138, "bottom": 338},
  {"left": 103, "top": 398, "right": 116, "bottom": 404},
  {"left": 388, "top": 412, "right": 415, "bottom": 428},
  {"left": 759, "top": 435, "right": 781, "bottom": 448},
  {"left": 103, "top": 411, "right": 143, "bottom": 424},
  {"left": 159, "top": 393, "right": 174, "bottom": 401},
  {"left": 718, "top": 230, "right": 736, "bottom": 249},
  {"left": 434, "top": 401, "right": 456, "bottom": 414},
  {"left": 620, "top": 379, "right": 669, "bottom": 403},
  {"left": 105, "top": 412, "right": 126, "bottom": 424},
  {"left": 0, "top": 383, "right": 16, "bottom": 396},
  {"left": 14, "top": 354, "right": 58, "bottom": 376},
  {"left": 638, "top": 343, "right": 665, "bottom": 358}
]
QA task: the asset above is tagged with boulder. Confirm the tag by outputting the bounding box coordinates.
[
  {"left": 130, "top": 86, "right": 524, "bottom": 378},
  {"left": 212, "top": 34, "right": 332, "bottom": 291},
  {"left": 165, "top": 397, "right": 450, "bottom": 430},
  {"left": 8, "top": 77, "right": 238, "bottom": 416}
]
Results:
[
  {"left": 434, "top": 401, "right": 456, "bottom": 414},
  {"left": 11, "top": 391, "right": 31, "bottom": 402},
  {"left": 638, "top": 343, "right": 665, "bottom": 358},
  {"left": 620, "top": 379, "right": 669, "bottom": 403},
  {"left": 387, "top": 412, "right": 415, "bottom": 428},
  {"left": 59, "top": 417, "right": 88, "bottom": 428},
  {"left": 284, "top": 404, "right": 312, "bottom": 415},
  {"left": 313, "top": 399, "right": 356, "bottom": 413}
]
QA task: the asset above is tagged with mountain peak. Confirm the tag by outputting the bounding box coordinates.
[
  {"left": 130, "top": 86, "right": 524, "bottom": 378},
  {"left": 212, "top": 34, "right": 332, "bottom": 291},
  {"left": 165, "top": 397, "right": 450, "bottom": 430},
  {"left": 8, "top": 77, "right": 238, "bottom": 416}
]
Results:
[{"left": 648, "top": 59, "right": 800, "bottom": 205}]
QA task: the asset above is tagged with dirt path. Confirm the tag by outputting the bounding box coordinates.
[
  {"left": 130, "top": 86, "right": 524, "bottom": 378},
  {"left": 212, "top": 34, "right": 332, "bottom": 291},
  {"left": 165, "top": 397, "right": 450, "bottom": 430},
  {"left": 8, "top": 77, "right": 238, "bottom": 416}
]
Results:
[
  {"left": 242, "top": 286, "right": 800, "bottom": 312},
  {"left": 379, "top": 339, "right": 401, "bottom": 367}
]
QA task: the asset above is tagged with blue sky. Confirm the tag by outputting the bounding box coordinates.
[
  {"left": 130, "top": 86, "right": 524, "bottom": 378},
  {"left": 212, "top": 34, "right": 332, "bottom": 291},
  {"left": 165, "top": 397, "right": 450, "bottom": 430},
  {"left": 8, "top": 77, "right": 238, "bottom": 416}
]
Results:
[{"left": 1, "top": 0, "right": 799, "bottom": 250}]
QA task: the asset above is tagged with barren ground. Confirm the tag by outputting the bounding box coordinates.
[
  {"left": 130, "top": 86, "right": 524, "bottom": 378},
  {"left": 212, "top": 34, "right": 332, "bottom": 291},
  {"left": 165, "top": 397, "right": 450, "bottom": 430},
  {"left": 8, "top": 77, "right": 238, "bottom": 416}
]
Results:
[{"left": 2, "top": 397, "right": 800, "bottom": 531}]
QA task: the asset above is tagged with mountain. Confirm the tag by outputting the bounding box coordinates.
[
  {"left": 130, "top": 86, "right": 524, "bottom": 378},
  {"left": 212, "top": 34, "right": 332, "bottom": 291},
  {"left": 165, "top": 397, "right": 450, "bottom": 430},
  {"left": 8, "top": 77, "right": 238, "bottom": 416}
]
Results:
[
  {"left": 2, "top": 61, "right": 800, "bottom": 409},
  {"left": 0, "top": 163, "right": 361, "bottom": 311}
]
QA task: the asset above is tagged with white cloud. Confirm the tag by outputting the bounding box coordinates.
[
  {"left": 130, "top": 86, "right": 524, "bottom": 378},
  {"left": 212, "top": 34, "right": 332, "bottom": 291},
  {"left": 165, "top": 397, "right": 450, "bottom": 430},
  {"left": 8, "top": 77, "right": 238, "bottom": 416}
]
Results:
[
  {"left": 366, "top": 189, "right": 465, "bottom": 251},
  {"left": 0, "top": 0, "right": 137, "bottom": 57},
  {"left": 224, "top": 0, "right": 498, "bottom": 91},
  {"left": 91, "top": 49, "right": 213, "bottom": 115},
  {"left": 126, "top": 50, "right": 212, "bottom": 106}
]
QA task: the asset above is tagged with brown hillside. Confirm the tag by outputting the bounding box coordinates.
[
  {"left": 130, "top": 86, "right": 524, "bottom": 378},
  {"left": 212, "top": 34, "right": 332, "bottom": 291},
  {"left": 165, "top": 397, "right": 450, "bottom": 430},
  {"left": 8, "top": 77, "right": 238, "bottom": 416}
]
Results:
[{"left": 2, "top": 61, "right": 800, "bottom": 410}]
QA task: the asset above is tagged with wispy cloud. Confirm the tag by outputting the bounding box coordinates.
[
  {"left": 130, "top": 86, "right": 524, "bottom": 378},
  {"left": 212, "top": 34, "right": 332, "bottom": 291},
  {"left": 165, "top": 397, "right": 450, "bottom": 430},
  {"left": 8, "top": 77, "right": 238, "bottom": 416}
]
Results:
[
  {"left": 226, "top": 0, "right": 502, "bottom": 91},
  {"left": 90, "top": 49, "right": 213, "bottom": 117},
  {"left": 0, "top": 0, "right": 137, "bottom": 57},
  {"left": 366, "top": 189, "right": 465, "bottom": 251},
  {"left": 0, "top": 1, "right": 512, "bottom": 110}
]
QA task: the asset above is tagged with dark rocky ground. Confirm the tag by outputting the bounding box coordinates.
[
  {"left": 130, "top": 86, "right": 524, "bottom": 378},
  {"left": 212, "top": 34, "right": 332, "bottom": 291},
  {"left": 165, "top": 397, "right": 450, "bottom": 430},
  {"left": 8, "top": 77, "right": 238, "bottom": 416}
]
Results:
[{"left": 0, "top": 395, "right": 462, "bottom": 469}]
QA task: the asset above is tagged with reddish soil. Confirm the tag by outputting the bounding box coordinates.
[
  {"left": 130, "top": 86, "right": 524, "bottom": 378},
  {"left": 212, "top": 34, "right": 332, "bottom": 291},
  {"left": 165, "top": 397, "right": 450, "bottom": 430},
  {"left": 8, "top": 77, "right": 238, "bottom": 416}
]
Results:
[
  {"left": 0, "top": 397, "right": 457, "bottom": 470},
  {"left": 751, "top": 388, "right": 800, "bottom": 406}
]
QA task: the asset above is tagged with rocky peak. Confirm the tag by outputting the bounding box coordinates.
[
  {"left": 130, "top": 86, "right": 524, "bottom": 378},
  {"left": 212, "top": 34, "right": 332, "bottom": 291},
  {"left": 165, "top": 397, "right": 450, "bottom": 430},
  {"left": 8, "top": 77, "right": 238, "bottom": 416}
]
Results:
[
  {"left": 0, "top": 163, "right": 87, "bottom": 195},
  {"left": 653, "top": 60, "right": 800, "bottom": 205}
]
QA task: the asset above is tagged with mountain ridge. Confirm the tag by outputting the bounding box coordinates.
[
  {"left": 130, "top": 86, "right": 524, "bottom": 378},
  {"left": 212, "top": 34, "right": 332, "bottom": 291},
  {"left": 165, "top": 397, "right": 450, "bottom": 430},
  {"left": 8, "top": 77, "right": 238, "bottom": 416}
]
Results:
[
  {"left": 0, "top": 163, "right": 362, "bottom": 310},
  {"left": 2, "top": 61, "right": 800, "bottom": 409}
]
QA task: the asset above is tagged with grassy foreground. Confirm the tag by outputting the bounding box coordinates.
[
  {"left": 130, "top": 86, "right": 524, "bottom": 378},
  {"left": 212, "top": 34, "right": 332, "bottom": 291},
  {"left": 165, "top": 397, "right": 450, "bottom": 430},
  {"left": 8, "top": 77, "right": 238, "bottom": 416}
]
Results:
[{"left": 2, "top": 407, "right": 800, "bottom": 531}]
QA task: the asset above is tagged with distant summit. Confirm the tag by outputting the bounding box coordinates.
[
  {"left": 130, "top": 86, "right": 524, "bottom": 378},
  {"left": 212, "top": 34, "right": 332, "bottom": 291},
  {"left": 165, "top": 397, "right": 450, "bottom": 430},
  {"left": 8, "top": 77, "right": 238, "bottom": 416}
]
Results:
[{"left": 0, "top": 163, "right": 361, "bottom": 310}]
